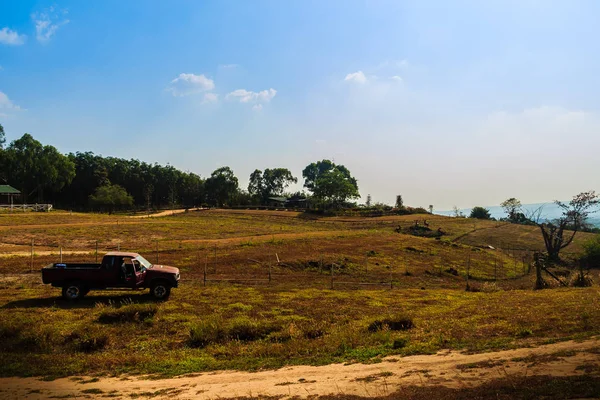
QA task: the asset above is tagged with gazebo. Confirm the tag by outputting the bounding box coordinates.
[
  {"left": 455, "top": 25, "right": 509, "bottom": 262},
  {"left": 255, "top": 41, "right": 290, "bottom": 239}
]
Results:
[{"left": 0, "top": 185, "right": 21, "bottom": 210}]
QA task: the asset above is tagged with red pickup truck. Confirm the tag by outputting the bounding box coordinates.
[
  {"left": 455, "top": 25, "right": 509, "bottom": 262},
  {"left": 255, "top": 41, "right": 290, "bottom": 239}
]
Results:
[{"left": 41, "top": 252, "right": 180, "bottom": 300}]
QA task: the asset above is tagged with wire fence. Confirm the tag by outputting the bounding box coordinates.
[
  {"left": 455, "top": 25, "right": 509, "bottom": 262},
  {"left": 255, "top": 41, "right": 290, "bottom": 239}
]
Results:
[{"left": 0, "top": 235, "right": 561, "bottom": 291}]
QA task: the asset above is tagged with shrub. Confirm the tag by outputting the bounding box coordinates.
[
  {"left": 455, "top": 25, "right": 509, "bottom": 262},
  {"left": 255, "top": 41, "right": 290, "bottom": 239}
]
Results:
[
  {"left": 392, "top": 338, "right": 409, "bottom": 349},
  {"left": 582, "top": 235, "right": 600, "bottom": 268},
  {"left": 469, "top": 206, "right": 492, "bottom": 220},
  {"left": 228, "top": 317, "right": 279, "bottom": 341},
  {"left": 188, "top": 317, "right": 280, "bottom": 348},
  {"left": 481, "top": 282, "right": 502, "bottom": 293},
  {"left": 188, "top": 317, "right": 227, "bottom": 348},
  {"left": 98, "top": 303, "right": 158, "bottom": 324},
  {"left": 368, "top": 315, "right": 414, "bottom": 332}
]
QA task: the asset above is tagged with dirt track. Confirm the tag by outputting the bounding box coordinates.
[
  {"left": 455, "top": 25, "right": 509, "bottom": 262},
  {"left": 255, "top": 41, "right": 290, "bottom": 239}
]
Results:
[{"left": 1, "top": 338, "right": 598, "bottom": 399}]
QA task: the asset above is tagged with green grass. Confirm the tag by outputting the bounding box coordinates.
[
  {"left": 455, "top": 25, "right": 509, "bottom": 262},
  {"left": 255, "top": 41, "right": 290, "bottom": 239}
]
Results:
[{"left": 0, "top": 282, "right": 598, "bottom": 378}]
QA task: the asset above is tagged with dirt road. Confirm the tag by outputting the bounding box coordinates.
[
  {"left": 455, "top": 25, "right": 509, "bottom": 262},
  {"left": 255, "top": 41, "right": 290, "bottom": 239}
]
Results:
[{"left": 1, "top": 338, "right": 598, "bottom": 399}]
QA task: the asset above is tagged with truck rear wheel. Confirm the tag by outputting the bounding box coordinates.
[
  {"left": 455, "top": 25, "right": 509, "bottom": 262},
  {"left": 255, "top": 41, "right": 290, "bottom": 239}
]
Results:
[
  {"left": 62, "top": 283, "right": 85, "bottom": 301},
  {"left": 150, "top": 281, "right": 171, "bottom": 300}
]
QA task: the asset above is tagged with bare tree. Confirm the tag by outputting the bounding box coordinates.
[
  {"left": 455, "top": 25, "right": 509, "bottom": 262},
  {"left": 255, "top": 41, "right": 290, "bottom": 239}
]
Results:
[
  {"left": 531, "top": 191, "right": 599, "bottom": 262},
  {"left": 452, "top": 205, "right": 465, "bottom": 218}
]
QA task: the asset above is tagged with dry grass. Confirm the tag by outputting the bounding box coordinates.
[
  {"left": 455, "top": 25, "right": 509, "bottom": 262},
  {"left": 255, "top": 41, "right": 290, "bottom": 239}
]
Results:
[{"left": 0, "top": 209, "right": 597, "bottom": 379}]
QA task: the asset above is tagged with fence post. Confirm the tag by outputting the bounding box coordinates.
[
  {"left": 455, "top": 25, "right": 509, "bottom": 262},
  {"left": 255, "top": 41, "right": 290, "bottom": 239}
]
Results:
[
  {"left": 204, "top": 254, "right": 207, "bottom": 286},
  {"left": 30, "top": 239, "right": 34, "bottom": 273},
  {"left": 330, "top": 263, "right": 334, "bottom": 290},
  {"left": 319, "top": 255, "right": 323, "bottom": 274}
]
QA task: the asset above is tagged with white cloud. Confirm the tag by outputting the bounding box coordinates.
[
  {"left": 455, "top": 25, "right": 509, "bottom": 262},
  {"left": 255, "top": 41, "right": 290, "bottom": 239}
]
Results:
[
  {"left": 344, "top": 71, "right": 367, "bottom": 84},
  {"left": 0, "top": 91, "right": 21, "bottom": 112},
  {"left": 32, "top": 7, "right": 70, "bottom": 43},
  {"left": 202, "top": 93, "right": 219, "bottom": 104},
  {"left": 226, "top": 88, "right": 277, "bottom": 103},
  {"left": 0, "top": 27, "right": 26, "bottom": 45},
  {"left": 391, "top": 75, "right": 403, "bottom": 82},
  {"left": 168, "top": 73, "right": 215, "bottom": 96},
  {"left": 219, "top": 64, "right": 239, "bottom": 69},
  {"left": 252, "top": 104, "right": 263, "bottom": 111}
]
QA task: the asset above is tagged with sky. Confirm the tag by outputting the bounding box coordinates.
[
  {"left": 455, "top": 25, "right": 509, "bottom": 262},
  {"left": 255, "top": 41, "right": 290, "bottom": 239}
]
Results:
[{"left": 1, "top": 0, "right": 599, "bottom": 211}]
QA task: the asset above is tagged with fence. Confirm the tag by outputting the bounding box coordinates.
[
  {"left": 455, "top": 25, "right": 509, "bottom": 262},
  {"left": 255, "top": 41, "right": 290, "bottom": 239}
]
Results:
[
  {"left": 0, "top": 236, "right": 555, "bottom": 292},
  {"left": 0, "top": 204, "right": 53, "bottom": 212}
]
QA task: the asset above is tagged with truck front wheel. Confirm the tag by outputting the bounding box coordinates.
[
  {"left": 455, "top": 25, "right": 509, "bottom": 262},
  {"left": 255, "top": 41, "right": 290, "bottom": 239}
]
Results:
[
  {"left": 150, "top": 281, "right": 171, "bottom": 300},
  {"left": 62, "top": 283, "right": 85, "bottom": 301}
]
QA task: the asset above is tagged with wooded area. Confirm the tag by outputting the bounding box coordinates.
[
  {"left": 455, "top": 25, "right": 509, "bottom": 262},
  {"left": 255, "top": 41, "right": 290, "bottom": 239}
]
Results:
[{"left": 0, "top": 128, "right": 361, "bottom": 211}]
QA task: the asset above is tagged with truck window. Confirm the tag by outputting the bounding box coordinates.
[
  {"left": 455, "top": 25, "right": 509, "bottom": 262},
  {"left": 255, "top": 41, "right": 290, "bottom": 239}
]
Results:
[
  {"left": 121, "top": 257, "right": 135, "bottom": 280},
  {"left": 132, "top": 259, "right": 141, "bottom": 273}
]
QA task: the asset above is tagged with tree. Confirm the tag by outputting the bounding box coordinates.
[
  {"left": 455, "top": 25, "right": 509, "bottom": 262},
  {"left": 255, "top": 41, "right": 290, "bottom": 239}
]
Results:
[
  {"left": 428, "top": 205, "right": 433, "bottom": 214},
  {"left": 533, "top": 191, "right": 600, "bottom": 261},
  {"left": 452, "top": 206, "right": 465, "bottom": 218},
  {"left": 302, "top": 160, "right": 359, "bottom": 206},
  {"left": 501, "top": 198, "right": 523, "bottom": 222},
  {"left": 89, "top": 183, "right": 134, "bottom": 214},
  {"left": 1, "top": 134, "right": 75, "bottom": 202},
  {"left": 205, "top": 167, "right": 239, "bottom": 206},
  {"left": 469, "top": 206, "right": 492, "bottom": 219},
  {"left": 248, "top": 168, "right": 297, "bottom": 204},
  {"left": 248, "top": 169, "right": 264, "bottom": 202},
  {"left": 366, "top": 194, "right": 372, "bottom": 207},
  {"left": 395, "top": 195, "right": 403, "bottom": 209},
  {"left": 0, "top": 124, "right": 5, "bottom": 149}
]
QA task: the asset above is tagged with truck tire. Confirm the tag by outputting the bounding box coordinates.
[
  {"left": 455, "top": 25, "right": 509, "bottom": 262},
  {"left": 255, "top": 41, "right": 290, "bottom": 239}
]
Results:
[
  {"left": 62, "top": 283, "right": 85, "bottom": 301},
  {"left": 150, "top": 281, "right": 171, "bottom": 300}
]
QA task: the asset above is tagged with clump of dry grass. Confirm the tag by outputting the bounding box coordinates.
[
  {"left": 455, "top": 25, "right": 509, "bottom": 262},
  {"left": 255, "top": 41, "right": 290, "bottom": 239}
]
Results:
[
  {"left": 64, "top": 325, "right": 109, "bottom": 353},
  {"left": 368, "top": 315, "right": 414, "bottom": 332},
  {"left": 188, "top": 316, "right": 281, "bottom": 348},
  {"left": 97, "top": 302, "right": 158, "bottom": 324}
]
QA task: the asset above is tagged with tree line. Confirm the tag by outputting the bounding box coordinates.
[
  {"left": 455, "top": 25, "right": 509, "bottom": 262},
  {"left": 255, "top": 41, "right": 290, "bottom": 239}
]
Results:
[{"left": 0, "top": 129, "right": 361, "bottom": 212}]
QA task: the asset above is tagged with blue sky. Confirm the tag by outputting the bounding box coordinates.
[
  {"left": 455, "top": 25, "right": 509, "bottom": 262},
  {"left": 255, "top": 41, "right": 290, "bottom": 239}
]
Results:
[{"left": 1, "top": 0, "right": 599, "bottom": 210}]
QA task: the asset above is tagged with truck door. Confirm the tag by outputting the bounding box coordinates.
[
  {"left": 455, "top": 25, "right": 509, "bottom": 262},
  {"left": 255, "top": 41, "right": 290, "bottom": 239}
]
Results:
[
  {"left": 120, "top": 257, "right": 136, "bottom": 288},
  {"left": 132, "top": 259, "right": 146, "bottom": 288}
]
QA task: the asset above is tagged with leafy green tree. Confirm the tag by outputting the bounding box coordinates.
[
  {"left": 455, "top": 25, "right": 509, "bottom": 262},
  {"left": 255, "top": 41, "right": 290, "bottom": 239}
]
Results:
[
  {"left": 248, "top": 169, "right": 264, "bottom": 202},
  {"left": 205, "top": 167, "right": 239, "bottom": 206},
  {"left": 469, "top": 206, "right": 492, "bottom": 219},
  {"left": 2, "top": 134, "right": 75, "bottom": 202},
  {"left": 302, "top": 160, "right": 359, "bottom": 206},
  {"left": 395, "top": 195, "right": 403, "bottom": 208},
  {"left": 248, "top": 168, "right": 297, "bottom": 204},
  {"left": 0, "top": 124, "right": 5, "bottom": 149},
  {"left": 89, "top": 183, "right": 134, "bottom": 214},
  {"left": 500, "top": 198, "right": 522, "bottom": 221}
]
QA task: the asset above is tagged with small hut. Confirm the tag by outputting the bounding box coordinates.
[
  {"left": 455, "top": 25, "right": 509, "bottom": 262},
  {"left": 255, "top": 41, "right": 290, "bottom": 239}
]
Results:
[{"left": 0, "top": 185, "right": 21, "bottom": 210}]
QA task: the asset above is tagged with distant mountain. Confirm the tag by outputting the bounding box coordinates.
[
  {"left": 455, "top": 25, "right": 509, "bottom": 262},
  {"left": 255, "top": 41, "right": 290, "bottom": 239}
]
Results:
[{"left": 437, "top": 202, "right": 600, "bottom": 228}]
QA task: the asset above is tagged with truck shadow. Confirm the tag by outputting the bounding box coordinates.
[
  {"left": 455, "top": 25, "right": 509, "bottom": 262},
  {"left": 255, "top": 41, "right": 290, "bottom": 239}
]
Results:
[{"left": 1, "top": 293, "right": 159, "bottom": 309}]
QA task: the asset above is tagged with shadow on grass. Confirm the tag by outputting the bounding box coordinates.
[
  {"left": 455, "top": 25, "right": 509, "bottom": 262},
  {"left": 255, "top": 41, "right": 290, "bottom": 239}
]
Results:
[{"left": 1, "top": 293, "right": 157, "bottom": 309}]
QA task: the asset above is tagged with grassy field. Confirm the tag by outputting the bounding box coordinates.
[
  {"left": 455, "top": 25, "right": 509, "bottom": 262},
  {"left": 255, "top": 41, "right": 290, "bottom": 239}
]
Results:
[{"left": 0, "top": 209, "right": 598, "bottom": 379}]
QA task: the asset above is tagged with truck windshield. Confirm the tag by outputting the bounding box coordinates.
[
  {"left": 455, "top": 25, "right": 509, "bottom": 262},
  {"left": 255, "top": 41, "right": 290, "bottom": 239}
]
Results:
[{"left": 135, "top": 256, "right": 153, "bottom": 269}]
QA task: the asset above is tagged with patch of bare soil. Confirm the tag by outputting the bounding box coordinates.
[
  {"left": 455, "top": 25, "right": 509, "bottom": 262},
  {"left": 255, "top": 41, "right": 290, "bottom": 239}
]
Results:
[{"left": 1, "top": 338, "right": 598, "bottom": 399}]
